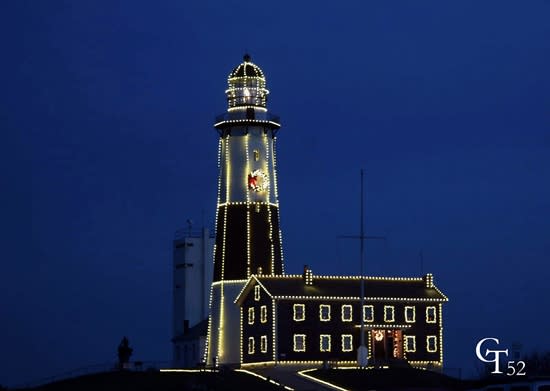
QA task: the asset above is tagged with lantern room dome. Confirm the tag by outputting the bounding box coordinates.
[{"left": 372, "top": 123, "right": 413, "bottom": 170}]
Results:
[
  {"left": 229, "top": 54, "right": 266, "bottom": 79},
  {"left": 226, "top": 54, "right": 269, "bottom": 108}
]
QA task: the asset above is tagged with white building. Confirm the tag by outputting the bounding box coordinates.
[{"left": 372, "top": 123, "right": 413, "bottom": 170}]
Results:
[{"left": 172, "top": 226, "right": 215, "bottom": 367}]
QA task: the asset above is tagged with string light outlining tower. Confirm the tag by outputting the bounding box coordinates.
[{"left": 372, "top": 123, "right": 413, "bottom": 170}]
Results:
[{"left": 206, "top": 54, "right": 285, "bottom": 366}]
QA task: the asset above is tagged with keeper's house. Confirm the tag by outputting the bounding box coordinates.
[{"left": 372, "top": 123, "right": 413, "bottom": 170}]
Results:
[{"left": 235, "top": 267, "right": 448, "bottom": 368}]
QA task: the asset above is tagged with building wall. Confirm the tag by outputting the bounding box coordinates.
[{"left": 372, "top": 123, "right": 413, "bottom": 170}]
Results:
[
  {"left": 172, "top": 227, "right": 214, "bottom": 366},
  {"left": 401, "top": 303, "right": 442, "bottom": 364},
  {"left": 206, "top": 281, "right": 247, "bottom": 366},
  {"left": 240, "top": 296, "right": 444, "bottom": 365},
  {"left": 173, "top": 228, "right": 214, "bottom": 334},
  {"left": 275, "top": 299, "right": 359, "bottom": 363},
  {"left": 241, "top": 283, "right": 274, "bottom": 364},
  {"left": 174, "top": 336, "right": 206, "bottom": 368}
]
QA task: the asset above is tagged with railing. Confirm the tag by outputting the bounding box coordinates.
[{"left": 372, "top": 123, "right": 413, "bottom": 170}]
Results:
[
  {"left": 174, "top": 228, "right": 215, "bottom": 241},
  {"left": 214, "top": 112, "right": 280, "bottom": 124}
]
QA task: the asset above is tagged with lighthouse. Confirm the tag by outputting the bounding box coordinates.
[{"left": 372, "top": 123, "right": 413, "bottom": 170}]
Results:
[{"left": 205, "top": 55, "right": 285, "bottom": 366}]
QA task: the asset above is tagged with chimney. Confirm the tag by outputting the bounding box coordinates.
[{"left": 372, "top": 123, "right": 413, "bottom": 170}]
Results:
[
  {"left": 302, "top": 265, "right": 313, "bottom": 286},
  {"left": 424, "top": 273, "right": 434, "bottom": 288}
]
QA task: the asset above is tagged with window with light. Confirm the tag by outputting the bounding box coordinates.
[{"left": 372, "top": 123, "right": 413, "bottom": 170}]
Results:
[
  {"left": 405, "top": 306, "right": 416, "bottom": 323},
  {"left": 363, "top": 305, "right": 374, "bottom": 322},
  {"left": 320, "top": 334, "right": 331, "bottom": 352},
  {"left": 341, "top": 304, "right": 352, "bottom": 322},
  {"left": 319, "top": 304, "right": 331, "bottom": 321},
  {"left": 427, "top": 336, "right": 437, "bottom": 352},
  {"left": 254, "top": 285, "right": 260, "bottom": 301},
  {"left": 426, "top": 306, "right": 437, "bottom": 323},
  {"left": 342, "top": 334, "right": 353, "bottom": 352},
  {"left": 293, "top": 334, "right": 306, "bottom": 352},
  {"left": 248, "top": 307, "right": 255, "bottom": 325},
  {"left": 248, "top": 337, "right": 254, "bottom": 354},
  {"left": 404, "top": 335, "right": 416, "bottom": 352},
  {"left": 260, "top": 335, "right": 268, "bottom": 353},
  {"left": 384, "top": 305, "right": 395, "bottom": 322},
  {"left": 293, "top": 304, "right": 305, "bottom": 321},
  {"left": 260, "top": 305, "right": 267, "bottom": 323}
]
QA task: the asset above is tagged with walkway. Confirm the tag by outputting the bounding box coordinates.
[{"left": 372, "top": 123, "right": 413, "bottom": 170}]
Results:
[{"left": 248, "top": 365, "right": 333, "bottom": 391}]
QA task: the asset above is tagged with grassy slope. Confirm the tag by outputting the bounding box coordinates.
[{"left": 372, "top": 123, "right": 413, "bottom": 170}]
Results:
[{"left": 14, "top": 370, "right": 283, "bottom": 391}]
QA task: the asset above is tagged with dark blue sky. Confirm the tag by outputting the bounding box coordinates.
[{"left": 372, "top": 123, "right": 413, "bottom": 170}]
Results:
[{"left": 2, "top": 0, "right": 549, "bottom": 386}]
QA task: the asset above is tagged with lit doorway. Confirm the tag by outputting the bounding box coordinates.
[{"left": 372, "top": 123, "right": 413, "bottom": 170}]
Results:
[{"left": 371, "top": 329, "right": 403, "bottom": 361}]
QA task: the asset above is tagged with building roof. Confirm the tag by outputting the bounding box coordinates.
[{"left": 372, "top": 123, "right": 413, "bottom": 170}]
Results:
[
  {"left": 235, "top": 274, "right": 448, "bottom": 305},
  {"left": 229, "top": 54, "right": 265, "bottom": 79}
]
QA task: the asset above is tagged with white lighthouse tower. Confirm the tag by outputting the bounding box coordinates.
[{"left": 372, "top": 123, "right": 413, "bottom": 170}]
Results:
[{"left": 205, "top": 54, "right": 285, "bottom": 366}]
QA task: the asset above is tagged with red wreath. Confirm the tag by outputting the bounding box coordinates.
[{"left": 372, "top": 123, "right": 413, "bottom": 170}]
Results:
[{"left": 248, "top": 173, "right": 259, "bottom": 190}]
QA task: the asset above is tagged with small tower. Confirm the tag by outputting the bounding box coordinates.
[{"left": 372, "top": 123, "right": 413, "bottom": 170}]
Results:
[
  {"left": 206, "top": 55, "right": 285, "bottom": 366},
  {"left": 171, "top": 225, "right": 215, "bottom": 368}
]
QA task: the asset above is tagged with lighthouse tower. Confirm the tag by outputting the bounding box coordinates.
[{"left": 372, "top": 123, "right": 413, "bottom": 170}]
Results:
[{"left": 205, "top": 55, "right": 285, "bottom": 366}]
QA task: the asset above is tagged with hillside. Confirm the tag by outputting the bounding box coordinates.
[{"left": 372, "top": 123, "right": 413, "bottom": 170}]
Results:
[{"left": 12, "top": 370, "right": 284, "bottom": 391}]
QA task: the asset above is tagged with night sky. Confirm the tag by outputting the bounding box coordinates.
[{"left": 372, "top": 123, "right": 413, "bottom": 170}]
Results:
[{"left": 2, "top": 0, "right": 549, "bottom": 387}]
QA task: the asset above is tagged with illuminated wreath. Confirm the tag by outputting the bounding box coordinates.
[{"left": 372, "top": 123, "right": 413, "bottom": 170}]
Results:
[
  {"left": 374, "top": 330, "right": 384, "bottom": 342},
  {"left": 248, "top": 169, "right": 270, "bottom": 192}
]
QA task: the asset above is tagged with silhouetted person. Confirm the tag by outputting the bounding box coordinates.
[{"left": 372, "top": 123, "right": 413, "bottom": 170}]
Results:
[{"left": 118, "top": 336, "right": 133, "bottom": 369}]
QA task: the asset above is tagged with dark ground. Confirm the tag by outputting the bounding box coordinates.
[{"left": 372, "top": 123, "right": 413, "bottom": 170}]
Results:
[
  {"left": 9, "top": 370, "right": 283, "bottom": 391},
  {"left": 7, "top": 367, "right": 547, "bottom": 391},
  {"left": 310, "top": 367, "right": 469, "bottom": 390},
  {"left": 308, "top": 367, "right": 550, "bottom": 391}
]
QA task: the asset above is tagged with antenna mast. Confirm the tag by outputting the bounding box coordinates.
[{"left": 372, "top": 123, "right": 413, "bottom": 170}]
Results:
[{"left": 338, "top": 170, "right": 386, "bottom": 367}]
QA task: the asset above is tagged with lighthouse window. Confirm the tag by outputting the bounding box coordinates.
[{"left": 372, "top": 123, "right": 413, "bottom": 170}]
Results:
[
  {"left": 248, "top": 307, "right": 255, "bottom": 325},
  {"left": 253, "top": 149, "right": 260, "bottom": 161},
  {"left": 426, "top": 306, "right": 437, "bottom": 323},
  {"left": 427, "top": 336, "right": 437, "bottom": 352},
  {"left": 293, "top": 304, "right": 305, "bottom": 321}
]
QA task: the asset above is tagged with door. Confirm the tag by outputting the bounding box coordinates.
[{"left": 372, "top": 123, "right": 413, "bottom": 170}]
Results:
[{"left": 371, "top": 329, "right": 403, "bottom": 360}]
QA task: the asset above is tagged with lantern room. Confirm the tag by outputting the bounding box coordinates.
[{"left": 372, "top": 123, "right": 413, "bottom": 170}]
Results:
[{"left": 226, "top": 54, "right": 269, "bottom": 108}]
